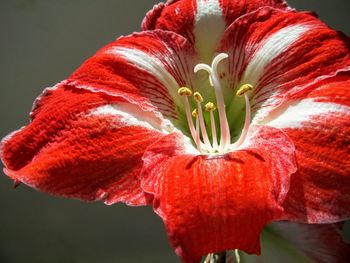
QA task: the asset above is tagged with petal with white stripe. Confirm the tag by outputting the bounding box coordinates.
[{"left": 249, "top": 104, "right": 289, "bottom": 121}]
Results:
[
  {"left": 142, "top": 0, "right": 290, "bottom": 61},
  {"left": 266, "top": 74, "right": 350, "bottom": 223},
  {"left": 68, "top": 30, "right": 197, "bottom": 123},
  {"left": 218, "top": 8, "right": 350, "bottom": 122},
  {"left": 0, "top": 87, "right": 168, "bottom": 206}
]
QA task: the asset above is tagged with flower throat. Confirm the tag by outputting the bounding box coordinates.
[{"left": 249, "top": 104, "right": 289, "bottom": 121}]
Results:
[{"left": 178, "top": 53, "right": 253, "bottom": 155}]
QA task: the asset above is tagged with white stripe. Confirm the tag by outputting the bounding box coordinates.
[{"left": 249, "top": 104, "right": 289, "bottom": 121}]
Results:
[
  {"left": 195, "top": 0, "right": 223, "bottom": 23},
  {"left": 91, "top": 103, "right": 174, "bottom": 133},
  {"left": 266, "top": 99, "right": 350, "bottom": 129},
  {"left": 242, "top": 25, "right": 312, "bottom": 86},
  {"left": 107, "top": 47, "right": 182, "bottom": 106},
  {"left": 194, "top": 0, "right": 225, "bottom": 61},
  {"left": 91, "top": 104, "right": 199, "bottom": 154}
]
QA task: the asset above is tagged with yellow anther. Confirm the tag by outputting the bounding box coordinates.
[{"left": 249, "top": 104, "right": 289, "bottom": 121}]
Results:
[
  {"left": 236, "top": 84, "right": 253, "bottom": 97},
  {"left": 192, "top": 109, "right": 198, "bottom": 118},
  {"left": 193, "top": 92, "right": 204, "bottom": 103},
  {"left": 178, "top": 87, "right": 193, "bottom": 96},
  {"left": 205, "top": 102, "right": 217, "bottom": 112}
]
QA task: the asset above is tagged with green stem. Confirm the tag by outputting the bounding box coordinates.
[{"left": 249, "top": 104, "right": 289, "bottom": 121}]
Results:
[{"left": 204, "top": 251, "right": 226, "bottom": 263}]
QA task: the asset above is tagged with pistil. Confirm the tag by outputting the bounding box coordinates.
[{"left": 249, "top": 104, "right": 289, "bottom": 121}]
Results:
[
  {"left": 178, "top": 54, "right": 253, "bottom": 155},
  {"left": 194, "top": 53, "right": 231, "bottom": 152}
]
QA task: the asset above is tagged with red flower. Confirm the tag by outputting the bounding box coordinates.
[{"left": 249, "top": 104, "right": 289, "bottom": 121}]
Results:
[{"left": 1, "top": 0, "right": 349, "bottom": 262}]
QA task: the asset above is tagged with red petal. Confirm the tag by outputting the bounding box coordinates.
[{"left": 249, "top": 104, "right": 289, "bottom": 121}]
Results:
[
  {"left": 142, "top": 0, "right": 289, "bottom": 61},
  {"left": 219, "top": 7, "right": 350, "bottom": 120},
  {"left": 281, "top": 118, "right": 350, "bottom": 222},
  {"left": 290, "top": 71, "right": 350, "bottom": 107},
  {"left": 219, "top": 0, "right": 290, "bottom": 25},
  {"left": 271, "top": 222, "right": 350, "bottom": 262},
  {"left": 266, "top": 74, "right": 350, "bottom": 223},
  {"left": 142, "top": 0, "right": 289, "bottom": 42},
  {"left": 141, "top": 126, "right": 296, "bottom": 263},
  {"left": 68, "top": 30, "right": 196, "bottom": 120},
  {"left": 1, "top": 87, "right": 164, "bottom": 206}
]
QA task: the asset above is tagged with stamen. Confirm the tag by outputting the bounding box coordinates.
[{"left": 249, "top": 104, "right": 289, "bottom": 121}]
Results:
[
  {"left": 192, "top": 108, "right": 198, "bottom": 118},
  {"left": 232, "top": 84, "right": 253, "bottom": 148},
  {"left": 192, "top": 109, "right": 202, "bottom": 152},
  {"left": 194, "top": 92, "right": 213, "bottom": 152},
  {"left": 178, "top": 87, "right": 201, "bottom": 151},
  {"left": 204, "top": 102, "right": 216, "bottom": 112},
  {"left": 193, "top": 92, "right": 204, "bottom": 103},
  {"left": 205, "top": 102, "right": 218, "bottom": 150},
  {"left": 178, "top": 87, "right": 193, "bottom": 96},
  {"left": 195, "top": 117, "right": 201, "bottom": 151},
  {"left": 184, "top": 55, "right": 253, "bottom": 154},
  {"left": 236, "top": 84, "right": 253, "bottom": 96}
]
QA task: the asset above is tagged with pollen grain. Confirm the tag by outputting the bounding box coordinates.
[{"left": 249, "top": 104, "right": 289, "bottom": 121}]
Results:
[
  {"left": 236, "top": 84, "right": 253, "bottom": 97},
  {"left": 178, "top": 87, "right": 193, "bottom": 96}
]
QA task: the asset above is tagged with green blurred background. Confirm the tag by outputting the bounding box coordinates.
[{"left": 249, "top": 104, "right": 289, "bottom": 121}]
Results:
[{"left": 0, "top": 1, "right": 349, "bottom": 262}]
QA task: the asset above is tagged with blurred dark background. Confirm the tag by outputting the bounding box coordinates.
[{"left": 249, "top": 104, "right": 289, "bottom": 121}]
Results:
[{"left": 0, "top": 1, "right": 349, "bottom": 262}]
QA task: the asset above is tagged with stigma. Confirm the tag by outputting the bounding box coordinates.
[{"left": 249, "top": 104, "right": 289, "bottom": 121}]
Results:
[{"left": 178, "top": 53, "right": 253, "bottom": 155}]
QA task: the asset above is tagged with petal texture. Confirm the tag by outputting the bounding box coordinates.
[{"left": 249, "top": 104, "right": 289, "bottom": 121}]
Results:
[
  {"left": 1, "top": 87, "right": 166, "bottom": 205},
  {"left": 141, "top": 126, "right": 297, "bottom": 262},
  {"left": 68, "top": 30, "right": 196, "bottom": 121},
  {"left": 267, "top": 74, "right": 350, "bottom": 223},
  {"left": 142, "top": 0, "right": 289, "bottom": 60},
  {"left": 218, "top": 7, "right": 350, "bottom": 121}
]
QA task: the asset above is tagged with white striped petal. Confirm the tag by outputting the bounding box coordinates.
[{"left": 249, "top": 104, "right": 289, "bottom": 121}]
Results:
[
  {"left": 90, "top": 103, "right": 174, "bottom": 133},
  {"left": 107, "top": 46, "right": 182, "bottom": 106},
  {"left": 195, "top": 0, "right": 225, "bottom": 62},
  {"left": 264, "top": 99, "right": 350, "bottom": 128},
  {"left": 241, "top": 25, "right": 312, "bottom": 87}
]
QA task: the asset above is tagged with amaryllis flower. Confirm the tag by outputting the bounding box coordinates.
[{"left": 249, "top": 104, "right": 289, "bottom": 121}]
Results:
[{"left": 1, "top": 0, "right": 350, "bottom": 262}]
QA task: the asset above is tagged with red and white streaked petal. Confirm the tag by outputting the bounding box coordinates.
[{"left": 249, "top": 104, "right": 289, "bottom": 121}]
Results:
[
  {"left": 270, "top": 222, "right": 350, "bottom": 263},
  {"left": 194, "top": 0, "right": 226, "bottom": 61},
  {"left": 67, "top": 30, "right": 197, "bottom": 120},
  {"left": 0, "top": 87, "right": 169, "bottom": 206},
  {"left": 290, "top": 71, "right": 350, "bottom": 107},
  {"left": 265, "top": 75, "right": 350, "bottom": 223},
  {"left": 142, "top": 0, "right": 290, "bottom": 61},
  {"left": 265, "top": 99, "right": 349, "bottom": 129},
  {"left": 219, "top": 7, "right": 350, "bottom": 121},
  {"left": 141, "top": 2, "right": 166, "bottom": 32},
  {"left": 140, "top": 126, "right": 297, "bottom": 263}
]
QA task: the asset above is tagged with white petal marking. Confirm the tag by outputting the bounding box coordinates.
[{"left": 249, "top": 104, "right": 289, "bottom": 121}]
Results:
[
  {"left": 107, "top": 47, "right": 183, "bottom": 107},
  {"left": 242, "top": 25, "right": 312, "bottom": 86},
  {"left": 195, "top": 0, "right": 225, "bottom": 61},
  {"left": 265, "top": 99, "right": 350, "bottom": 129},
  {"left": 91, "top": 103, "right": 174, "bottom": 133}
]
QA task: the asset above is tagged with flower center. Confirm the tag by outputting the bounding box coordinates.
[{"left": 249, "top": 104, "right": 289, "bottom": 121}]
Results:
[{"left": 178, "top": 53, "right": 253, "bottom": 155}]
